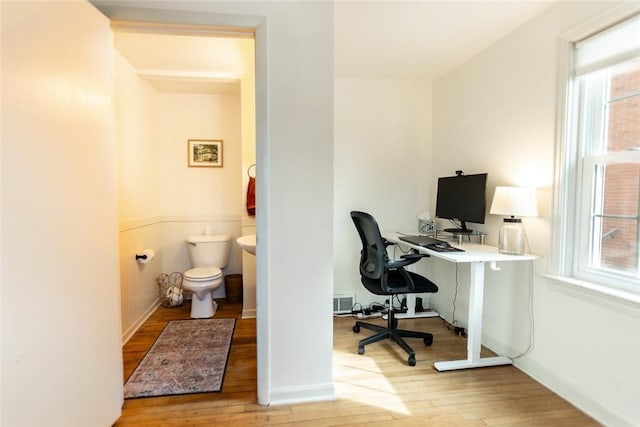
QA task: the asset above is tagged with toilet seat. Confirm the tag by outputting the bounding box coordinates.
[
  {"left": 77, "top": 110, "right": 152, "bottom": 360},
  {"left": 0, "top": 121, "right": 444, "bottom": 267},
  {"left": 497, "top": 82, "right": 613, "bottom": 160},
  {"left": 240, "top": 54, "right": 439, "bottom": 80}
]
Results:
[{"left": 184, "top": 267, "right": 222, "bottom": 282}]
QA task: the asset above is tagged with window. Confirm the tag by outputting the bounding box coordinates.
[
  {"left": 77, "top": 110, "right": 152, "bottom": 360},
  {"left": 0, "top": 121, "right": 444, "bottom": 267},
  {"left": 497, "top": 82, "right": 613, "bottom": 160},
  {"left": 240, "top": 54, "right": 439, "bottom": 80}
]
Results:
[{"left": 557, "top": 13, "right": 640, "bottom": 295}]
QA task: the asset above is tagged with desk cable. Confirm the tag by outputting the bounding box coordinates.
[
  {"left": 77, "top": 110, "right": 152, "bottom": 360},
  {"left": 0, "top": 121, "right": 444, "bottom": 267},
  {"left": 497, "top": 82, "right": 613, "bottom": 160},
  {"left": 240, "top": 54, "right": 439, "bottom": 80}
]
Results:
[
  {"left": 450, "top": 263, "right": 462, "bottom": 330},
  {"left": 509, "top": 261, "right": 535, "bottom": 360},
  {"left": 449, "top": 259, "right": 535, "bottom": 360}
]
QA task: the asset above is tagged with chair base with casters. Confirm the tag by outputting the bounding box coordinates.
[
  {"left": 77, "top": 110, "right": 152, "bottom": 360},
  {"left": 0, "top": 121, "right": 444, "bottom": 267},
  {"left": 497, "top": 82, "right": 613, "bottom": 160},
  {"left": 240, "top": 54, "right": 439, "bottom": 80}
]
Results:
[
  {"left": 350, "top": 210, "right": 439, "bottom": 366},
  {"left": 353, "top": 305, "right": 434, "bottom": 366}
]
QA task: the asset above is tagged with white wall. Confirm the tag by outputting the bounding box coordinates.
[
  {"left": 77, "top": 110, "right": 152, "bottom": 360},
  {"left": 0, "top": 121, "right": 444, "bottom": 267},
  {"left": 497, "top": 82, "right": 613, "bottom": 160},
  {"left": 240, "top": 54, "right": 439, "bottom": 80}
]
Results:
[
  {"left": 432, "top": 2, "right": 640, "bottom": 426},
  {"left": 0, "top": 2, "right": 4, "bottom": 418},
  {"left": 156, "top": 93, "right": 243, "bottom": 218},
  {"left": 334, "top": 77, "right": 433, "bottom": 306},
  {"left": 116, "top": 52, "right": 159, "bottom": 223},
  {"left": 257, "top": 2, "right": 334, "bottom": 404},
  {"left": 1, "top": 2, "right": 122, "bottom": 425}
]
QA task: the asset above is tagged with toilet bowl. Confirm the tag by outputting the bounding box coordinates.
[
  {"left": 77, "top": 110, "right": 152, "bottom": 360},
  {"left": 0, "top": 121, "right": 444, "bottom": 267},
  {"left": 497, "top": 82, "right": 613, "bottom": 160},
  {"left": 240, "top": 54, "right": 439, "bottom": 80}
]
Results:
[
  {"left": 183, "top": 233, "right": 231, "bottom": 319},
  {"left": 182, "top": 267, "right": 223, "bottom": 318}
]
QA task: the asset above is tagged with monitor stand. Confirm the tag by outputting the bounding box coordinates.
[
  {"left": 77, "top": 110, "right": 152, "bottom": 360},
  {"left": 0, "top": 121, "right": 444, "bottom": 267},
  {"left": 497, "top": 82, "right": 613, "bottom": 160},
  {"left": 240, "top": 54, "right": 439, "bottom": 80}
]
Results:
[
  {"left": 440, "top": 228, "right": 486, "bottom": 245},
  {"left": 444, "top": 228, "right": 474, "bottom": 234},
  {"left": 444, "top": 219, "right": 474, "bottom": 235}
]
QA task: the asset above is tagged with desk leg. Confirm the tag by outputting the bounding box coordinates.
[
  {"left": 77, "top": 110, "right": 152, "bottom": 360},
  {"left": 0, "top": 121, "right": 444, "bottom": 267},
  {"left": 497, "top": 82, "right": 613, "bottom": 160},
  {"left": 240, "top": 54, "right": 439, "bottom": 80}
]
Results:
[{"left": 434, "top": 261, "right": 512, "bottom": 371}]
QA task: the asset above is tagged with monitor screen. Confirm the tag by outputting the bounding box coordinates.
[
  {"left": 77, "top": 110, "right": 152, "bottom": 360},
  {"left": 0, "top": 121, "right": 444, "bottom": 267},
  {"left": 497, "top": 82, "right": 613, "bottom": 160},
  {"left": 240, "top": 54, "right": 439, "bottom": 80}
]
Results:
[{"left": 435, "top": 172, "right": 488, "bottom": 233}]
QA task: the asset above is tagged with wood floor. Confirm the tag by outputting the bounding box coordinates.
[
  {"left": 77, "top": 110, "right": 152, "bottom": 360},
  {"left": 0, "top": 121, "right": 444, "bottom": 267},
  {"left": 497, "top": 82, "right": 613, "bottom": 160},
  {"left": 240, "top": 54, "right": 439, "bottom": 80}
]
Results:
[{"left": 116, "top": 301, "right": 600, "bottom": 426}]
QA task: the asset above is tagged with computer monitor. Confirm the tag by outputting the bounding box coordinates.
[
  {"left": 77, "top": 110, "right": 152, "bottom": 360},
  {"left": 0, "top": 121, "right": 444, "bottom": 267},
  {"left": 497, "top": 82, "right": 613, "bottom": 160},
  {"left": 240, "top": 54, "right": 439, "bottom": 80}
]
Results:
[{"left": 435, "top": 172, "right": 488, "bottom": 234}]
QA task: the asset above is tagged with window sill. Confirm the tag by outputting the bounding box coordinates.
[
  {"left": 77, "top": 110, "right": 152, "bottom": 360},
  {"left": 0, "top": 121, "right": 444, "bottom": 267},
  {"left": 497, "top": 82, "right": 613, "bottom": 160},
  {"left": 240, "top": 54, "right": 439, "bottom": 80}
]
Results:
[{"left": 543, "top": 274, "right": 640, "bottom": 316}]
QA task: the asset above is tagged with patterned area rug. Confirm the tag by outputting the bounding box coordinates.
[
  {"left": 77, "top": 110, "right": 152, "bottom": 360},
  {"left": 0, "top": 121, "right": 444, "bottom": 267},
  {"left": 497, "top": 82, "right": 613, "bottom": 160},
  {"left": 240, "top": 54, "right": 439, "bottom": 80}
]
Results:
[{"left": 124, "top": 318, "right": 236, "bottom": 398}]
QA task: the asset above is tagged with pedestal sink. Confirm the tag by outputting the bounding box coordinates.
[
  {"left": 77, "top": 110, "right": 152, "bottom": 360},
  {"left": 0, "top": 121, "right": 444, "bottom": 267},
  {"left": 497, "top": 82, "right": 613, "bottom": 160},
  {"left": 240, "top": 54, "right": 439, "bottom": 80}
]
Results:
[{"left": 236, "top": 234, "right": 256, "bottom": 255}]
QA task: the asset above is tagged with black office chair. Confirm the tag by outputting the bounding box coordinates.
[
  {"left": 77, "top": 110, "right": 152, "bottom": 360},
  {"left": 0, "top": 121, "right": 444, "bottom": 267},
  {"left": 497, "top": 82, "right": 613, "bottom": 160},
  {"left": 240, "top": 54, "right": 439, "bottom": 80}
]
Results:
[{"left": 350, "top": 211, "right": 438, "bottom": 366}]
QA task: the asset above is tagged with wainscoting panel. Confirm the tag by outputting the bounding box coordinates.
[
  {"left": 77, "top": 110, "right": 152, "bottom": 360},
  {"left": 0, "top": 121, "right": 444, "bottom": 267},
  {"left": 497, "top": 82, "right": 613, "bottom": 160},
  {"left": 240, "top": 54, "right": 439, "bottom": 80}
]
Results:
[
  {"left": 120, "top": 220, "right": 163, "bottom": 344},
  {"left": 119, "top": 216, "right": 244, "bottom": 344}
]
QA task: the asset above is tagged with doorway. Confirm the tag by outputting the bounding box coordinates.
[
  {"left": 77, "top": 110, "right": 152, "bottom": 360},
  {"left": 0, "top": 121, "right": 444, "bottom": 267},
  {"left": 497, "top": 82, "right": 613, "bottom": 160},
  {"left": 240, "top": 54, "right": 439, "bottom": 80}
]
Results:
[{"left": 110, "top": 21, "right": 259, "bottom": 399}]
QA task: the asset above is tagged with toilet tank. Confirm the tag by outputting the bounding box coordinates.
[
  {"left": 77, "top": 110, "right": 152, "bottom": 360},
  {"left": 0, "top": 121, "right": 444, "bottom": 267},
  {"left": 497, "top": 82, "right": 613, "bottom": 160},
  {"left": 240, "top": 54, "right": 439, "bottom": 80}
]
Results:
[{"left": 186, "top": 234, "right": 232, "bottom": 269}]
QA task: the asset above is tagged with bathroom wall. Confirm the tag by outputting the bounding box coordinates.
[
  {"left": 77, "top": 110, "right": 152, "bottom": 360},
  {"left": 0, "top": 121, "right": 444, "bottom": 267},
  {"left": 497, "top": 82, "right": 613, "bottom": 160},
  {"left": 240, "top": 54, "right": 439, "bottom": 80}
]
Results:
[
  {"left": 115, "top": 50, "right": 245, "bottom": 341},
  {"left": 156, "top": 92, "right": 244, "bottom": 280},
  {"left": 115, "top": 53, "right": 159, "bottom": 222},
  {"left": 115, "top": 51, "right": 164, "bottom": 341},
  {"left": 241, "top": 217, "right": 256, "bottom": 318},
  {"left": 240, "top": 59, "right": 257, "bottom": 319}
]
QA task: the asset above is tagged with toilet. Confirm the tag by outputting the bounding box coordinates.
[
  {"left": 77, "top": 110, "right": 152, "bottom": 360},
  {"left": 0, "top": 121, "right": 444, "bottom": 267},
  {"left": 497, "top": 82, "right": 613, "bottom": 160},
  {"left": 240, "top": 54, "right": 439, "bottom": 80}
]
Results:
[{"left": 182, "top": 233, "right": 232, "bottom": 318}]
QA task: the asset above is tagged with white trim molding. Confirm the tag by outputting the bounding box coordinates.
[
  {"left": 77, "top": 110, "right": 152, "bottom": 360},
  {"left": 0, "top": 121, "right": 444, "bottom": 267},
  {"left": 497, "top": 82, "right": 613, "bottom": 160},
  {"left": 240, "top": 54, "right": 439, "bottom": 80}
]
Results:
[
  {"left": 119, "top": 214, "right": 242, "bottom": 232},
  {"left": 268, "top": 383, "right": 336, "bottom": 406},
  {"left": 515, "top": 356, "right": 635, "bottom": 427},
  {"left": 544, "top": 274, "right": 640, "bottom": 316}
]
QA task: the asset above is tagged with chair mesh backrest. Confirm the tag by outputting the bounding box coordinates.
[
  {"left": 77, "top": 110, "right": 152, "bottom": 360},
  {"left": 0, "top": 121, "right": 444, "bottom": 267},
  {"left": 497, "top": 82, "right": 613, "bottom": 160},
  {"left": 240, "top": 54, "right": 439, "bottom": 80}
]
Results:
[{"left": 351, "top": 211, "right": 388, "bottom": 282}]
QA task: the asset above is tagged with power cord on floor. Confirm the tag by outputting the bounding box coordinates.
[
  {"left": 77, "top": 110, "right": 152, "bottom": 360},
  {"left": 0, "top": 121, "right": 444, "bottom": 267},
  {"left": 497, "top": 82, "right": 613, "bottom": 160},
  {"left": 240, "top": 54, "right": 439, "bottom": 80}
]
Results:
[
  {"left": 441, "top": 317, "right": 467, "bottom": 338},
  {"left": 348, "top": 301, "right": 388, "bottom": 318}
]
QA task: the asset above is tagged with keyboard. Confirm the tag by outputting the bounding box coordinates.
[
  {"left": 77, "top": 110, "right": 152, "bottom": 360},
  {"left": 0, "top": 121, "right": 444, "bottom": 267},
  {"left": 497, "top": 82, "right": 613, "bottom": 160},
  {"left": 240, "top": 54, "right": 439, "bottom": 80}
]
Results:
[
  {"left": 398, "top": 235, "right": 464, "bottom": 252},
  {"left": 425, "top": 242, "right": 465, "bottom": 252},
  {"left": 398, "top": 235, "right": 442, "bottom": 247}
]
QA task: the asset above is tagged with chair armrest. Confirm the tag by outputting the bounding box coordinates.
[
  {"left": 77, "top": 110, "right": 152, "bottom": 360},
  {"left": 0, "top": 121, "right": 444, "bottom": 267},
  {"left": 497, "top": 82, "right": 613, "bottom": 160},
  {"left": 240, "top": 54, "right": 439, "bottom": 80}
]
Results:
[
  {"left": 387, "top": 258, "right": 417, "bottom": 270},
  {"left": 400, "top": 253, "right": 430, "bottom": 262},
  {"left": 387, "top": 252, "right": 429, "bottom": 269}
]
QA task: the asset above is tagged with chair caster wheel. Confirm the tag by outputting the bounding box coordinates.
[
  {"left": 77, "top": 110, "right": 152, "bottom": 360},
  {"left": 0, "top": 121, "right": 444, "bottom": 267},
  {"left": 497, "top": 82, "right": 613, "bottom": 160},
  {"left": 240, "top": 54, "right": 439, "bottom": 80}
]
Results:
[
  {"left": 424, "top": 335, "right": 433, "bottom": 346},
  {"left": 353, "top": 325, "right": 360, "bottom": 333},
  {"left": 358, "top": 345, "right": 365, "bottom": 355},
  {"left": 408, "top": 355, "right": 416, "bottom": 366}
]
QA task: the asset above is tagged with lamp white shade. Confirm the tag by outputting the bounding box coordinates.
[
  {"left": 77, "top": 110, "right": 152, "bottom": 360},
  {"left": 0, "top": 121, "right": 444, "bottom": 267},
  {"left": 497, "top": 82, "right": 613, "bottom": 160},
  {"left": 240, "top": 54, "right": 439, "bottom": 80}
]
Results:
[{"left": 490, "top": 186, "right": 538, "bottom": 217}]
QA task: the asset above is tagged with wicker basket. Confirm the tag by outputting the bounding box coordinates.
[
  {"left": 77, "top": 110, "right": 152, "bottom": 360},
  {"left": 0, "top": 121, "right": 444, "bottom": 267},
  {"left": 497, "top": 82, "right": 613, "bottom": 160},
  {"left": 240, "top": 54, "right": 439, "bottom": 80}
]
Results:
[
  {"left": 157, "top": 272, "right": 184, "bottom": 308},
  {"left": 225, "top": 274, "right": 243, "bottom": 304}
]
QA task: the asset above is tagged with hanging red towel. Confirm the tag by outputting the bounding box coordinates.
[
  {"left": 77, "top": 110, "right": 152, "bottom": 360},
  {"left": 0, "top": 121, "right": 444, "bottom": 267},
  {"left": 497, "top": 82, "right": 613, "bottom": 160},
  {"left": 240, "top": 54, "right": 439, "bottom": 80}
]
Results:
[{"left": 246, "top": 176, "right": 256, "bottom": 216}]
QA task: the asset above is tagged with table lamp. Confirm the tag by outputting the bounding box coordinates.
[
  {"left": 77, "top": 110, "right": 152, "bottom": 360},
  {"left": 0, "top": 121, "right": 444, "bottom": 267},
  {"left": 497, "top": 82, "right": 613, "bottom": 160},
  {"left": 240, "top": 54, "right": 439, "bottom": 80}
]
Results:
[{"left": 489, "top": 186, "right": 538, "bottom": 255}]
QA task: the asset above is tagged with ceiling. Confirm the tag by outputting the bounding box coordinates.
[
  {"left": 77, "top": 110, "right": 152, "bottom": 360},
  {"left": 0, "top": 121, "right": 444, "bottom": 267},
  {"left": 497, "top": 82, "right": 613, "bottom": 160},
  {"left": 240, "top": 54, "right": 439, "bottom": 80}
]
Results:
[
  {"left": 113, "top": 31, "right": 254, "bottom": 94},
  {"left": 334, "top": 0, "right": 557, "bottom": 80},
  {"left": 113, "top": 1, "right": 557, "bottom": 93}
]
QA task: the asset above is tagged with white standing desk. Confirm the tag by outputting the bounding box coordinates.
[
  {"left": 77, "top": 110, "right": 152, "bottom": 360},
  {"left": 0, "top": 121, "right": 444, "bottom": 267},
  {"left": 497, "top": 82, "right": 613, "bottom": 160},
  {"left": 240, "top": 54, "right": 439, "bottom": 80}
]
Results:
[{"left": 385, "top": 232, "right": 536, "bottom": 371}]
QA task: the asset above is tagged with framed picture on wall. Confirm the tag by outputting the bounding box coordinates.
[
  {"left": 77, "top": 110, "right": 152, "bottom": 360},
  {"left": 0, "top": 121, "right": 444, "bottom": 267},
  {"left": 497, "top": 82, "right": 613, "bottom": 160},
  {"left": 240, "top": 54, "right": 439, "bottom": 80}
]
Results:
[{"left": 188, "top": 139, "right": 223, "bottom": 167}]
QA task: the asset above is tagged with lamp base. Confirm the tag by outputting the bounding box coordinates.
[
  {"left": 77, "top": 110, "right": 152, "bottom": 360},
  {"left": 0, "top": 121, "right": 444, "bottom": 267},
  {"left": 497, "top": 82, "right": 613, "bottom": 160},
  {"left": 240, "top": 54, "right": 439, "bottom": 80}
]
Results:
[{"left": 498, "top": 218, "right": 524, "bottom": 255}]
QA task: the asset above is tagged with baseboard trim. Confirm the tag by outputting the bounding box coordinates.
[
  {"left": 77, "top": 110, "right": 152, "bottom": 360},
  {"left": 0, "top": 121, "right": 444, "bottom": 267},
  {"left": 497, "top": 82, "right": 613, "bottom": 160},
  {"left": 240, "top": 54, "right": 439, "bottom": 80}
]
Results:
[
  {"left": 451, "top": 326, "right": 633, "bottom": 426},
  {"left": 241, "top": 308, "right": 256, "bottom": 319},
  {"left": 122, "top": 300, "right": 161, "bottom": 345},
  {"left": 515, "top": 356, "right": 633, "bottom": 427},
  {"left": 268, "top": 383, "right": 336, "bottom": 406}
]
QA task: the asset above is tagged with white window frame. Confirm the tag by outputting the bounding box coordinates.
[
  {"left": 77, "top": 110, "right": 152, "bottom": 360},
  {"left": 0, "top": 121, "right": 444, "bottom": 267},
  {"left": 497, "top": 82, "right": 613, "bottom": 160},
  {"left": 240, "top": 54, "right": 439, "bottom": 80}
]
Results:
[
  {"left": 550, "top": 4, "right": 640, "bottom": 307},
  {"left": 579, "top": 153, "right": 640, "bottom": 285}
]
